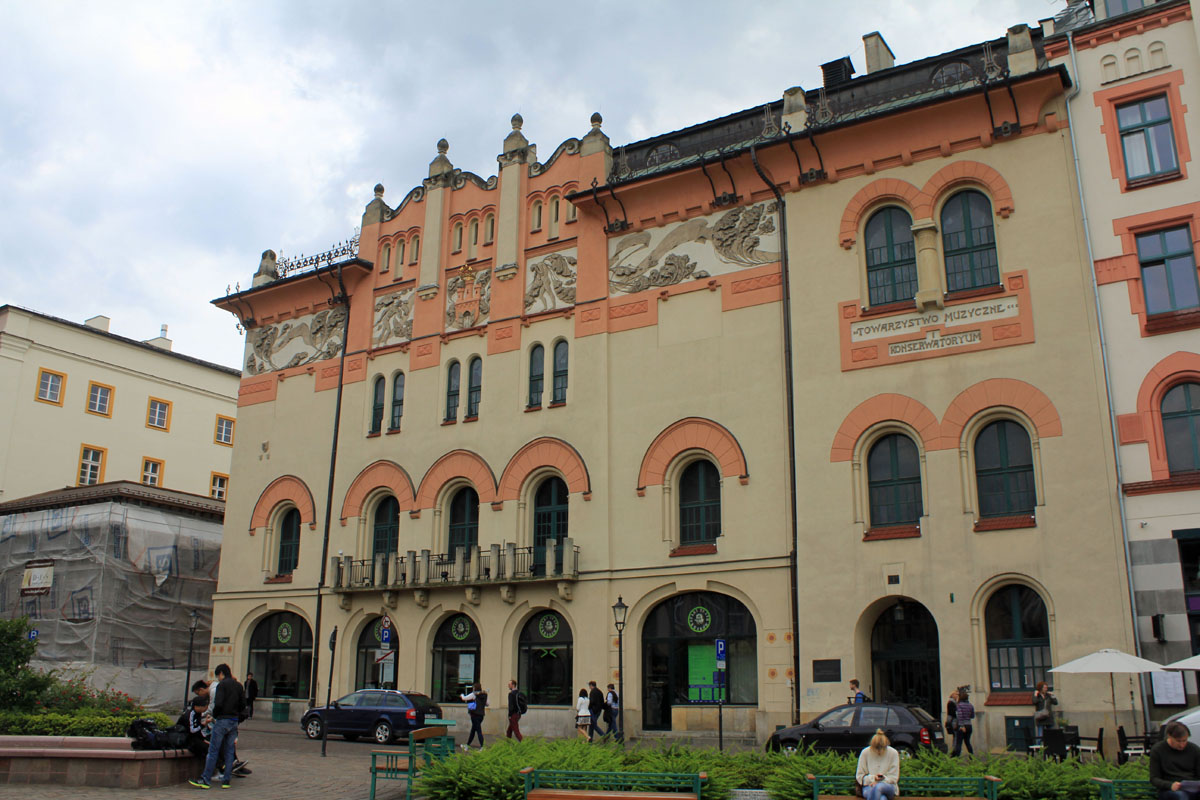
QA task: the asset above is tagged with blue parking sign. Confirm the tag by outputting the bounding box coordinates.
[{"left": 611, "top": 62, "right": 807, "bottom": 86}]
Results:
[
  {"left": 715, "top": 638, "right": 726, "bottom": 660},
  {"left": 381, "top": 627, "right": 392, "bottom": 645},
  {"left": 29, "top": 629, "right": 39, "bottom": 641}
]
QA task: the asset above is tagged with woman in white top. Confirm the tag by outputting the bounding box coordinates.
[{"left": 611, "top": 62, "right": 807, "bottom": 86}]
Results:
[
  {"left": 575, "top": 689, "right": 591, "bottom": 739},
  {"left": 856, "top": 729, "right": 900, "bottom": 800}
]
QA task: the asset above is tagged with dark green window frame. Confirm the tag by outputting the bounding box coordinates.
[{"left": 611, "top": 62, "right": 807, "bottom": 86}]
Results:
[
  {"left": 985, "top": 585, "right": 1051, "bottom": 691},
  {"left": 528, "top": 344, "right": 544, "bottom": 408},
  {"left": 466, "top": 357, "right": 482, "bottom": 418},
  {"left": 278, "top": 508, "right": 301, "bottom": 575},
  {"left": 445, "top": 362, "right": 460, "bottom": 422},
  {"left": 448, "top": 487, "right": 479, "bottom": 559},
  {"left": 551, "top": 341, "right": 569, "bottom": 404},
  {"left": 942, "top": 190, "right": 999, "bottom": 292},
  {"left": 1117, "top": 95, "right": 1179, "bottom": 181},
  {"left": 1163, "top": 383, "right": 1200, "bottom": 474},
  {"left": 373, "top": 496, "right": 400, "bottom": 558},
  {"left": 1137, "top": 227, "right": 1199, "bottom": 315},
  {"left": 389, "top": 373, "right": 405, "bottom": 430},
  {"left": 369, "top": 376, "right": 385, "bottom": 434},
  {"left": 533, "top": 477, "right": 568, "bottom": 575},
  {"left": 974, "top": 420, "right": 1036, "bottom": 517},
  {"left": 865, "top": 207, "right": 917, "bottom": 306},
  {"left": 867, "top": 434, "right": 923, "bottom": 527},
  {"left": 679, "top": 460, "right": 720, "bottom": 545}
]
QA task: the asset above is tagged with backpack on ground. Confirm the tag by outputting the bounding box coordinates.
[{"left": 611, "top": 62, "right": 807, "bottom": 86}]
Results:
[
  {"left": 516, "top": 692, "right": 528, "bottom": 715},
  {"left": 126, "top": 718, "right": 168, "bottom": 750},
  {"left": 165, "top": 724, "right": 189, "bottom": 749}
]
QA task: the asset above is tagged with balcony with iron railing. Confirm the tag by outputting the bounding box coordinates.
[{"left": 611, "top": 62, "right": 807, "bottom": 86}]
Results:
[{"left": 331, "top": 539, "right": 580, "bottom": 594}]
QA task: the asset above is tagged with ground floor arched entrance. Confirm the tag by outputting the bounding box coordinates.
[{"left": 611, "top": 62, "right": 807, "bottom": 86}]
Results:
[
  {"left": 641, "top": 591, "right": 757, "bottom": 731},
  {"left": 247, "top": 611, "right": 313, "bottom": 699},
  {"left": 870, "top": 598, "right": 940, "bottom": 718}
]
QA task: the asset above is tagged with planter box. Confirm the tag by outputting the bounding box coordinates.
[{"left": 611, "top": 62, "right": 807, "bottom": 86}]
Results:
[{"left": 730, "top": 790, "right": 770, "bottom": 800}]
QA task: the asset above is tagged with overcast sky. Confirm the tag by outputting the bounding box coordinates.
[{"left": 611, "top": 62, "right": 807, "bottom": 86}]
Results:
[{"left": 0, "top": 0, "right": 1065, "bottom": 370}]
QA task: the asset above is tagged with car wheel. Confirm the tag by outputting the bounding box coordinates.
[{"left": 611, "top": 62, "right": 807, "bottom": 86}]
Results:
[
  {"left": 895, "top": 744, "right": 915, "bottom": 759},
  {"left": 304, "top": 718, "right": 323, "bottom": 740},
  {"left": 344, "top": 734, "right": 359, "bottom": 742},
  {"left": 374, "top": 721, "right": 393, "bottom": 744}
]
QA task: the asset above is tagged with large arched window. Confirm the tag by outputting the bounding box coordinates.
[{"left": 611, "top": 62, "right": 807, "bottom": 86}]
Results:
[
  {"left": 370, "top": 376, "right": 385, "bottom": 435},
  {"left": 431, "top": 614, "right": 480, "bottom": 704},
  {"left": 278, "top": 508, "right": 301, "bottom": 575},
  {"left": 1163, "top": 383, "right": 1200, "bottom": 474},
  {"left": 248, "top": 611, "right": 313, "bottom": 699},
  {"left": 552, "top": 341, "right": 569, "bottom": 404},
  {"left": 533, "top": 477, "right": 568, "bottom": 576},
  {"left": 679, "top": 460, "right": 720, "bottom": 545},
  {"left": 985, "top": 585, "right": 1051, "bottom": 691},
  {"left": 974, "top": 420, "right": 1035, "bottom": 517},
  {"left": 390, "top": 373, "right": 405, "bottom": 431},
  {"left": 448, "top": 487, "right": 479, "bottom": 559},
  {"left": 355, "top": 617, "right": 387, "bottom": 689},
  {"left": 519, "top": 610, "right": 572, "bottom": 705},
  {"left": 528, "top": 344, "right": 545, "bottom": 408},
  {"left": 942, "top": 190, "right": 998, "bottom": 292},
  {"left": 864, "top": 207, "right": 917, "bottom": 306},
  {"left": 410, "top": 235, "right": 420, "bottom": 263},
  {"left": 466, "top": 357, "right": 482, "bottom": 418},
  {"left": 867, "top": 434, "right": 922, "bottom": 527},
  {"left": 373, "top": 496, "right": 399, "bottom": 558},
  {"left": 445, "top": 361, "right": 460, "bottom": 422}
]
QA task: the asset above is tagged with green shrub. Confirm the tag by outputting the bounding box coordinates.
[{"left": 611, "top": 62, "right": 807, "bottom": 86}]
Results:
[
  {"left": 0, "top": 710, "right": 173, "bottom": 737},
  {"left": 0, "top": 617, "right": 54, "bottom": 711}
]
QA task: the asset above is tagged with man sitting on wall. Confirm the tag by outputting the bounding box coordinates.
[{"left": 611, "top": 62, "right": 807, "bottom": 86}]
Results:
[{"left": 1150, "top": 721, "right": 1200, "bottom": 800}]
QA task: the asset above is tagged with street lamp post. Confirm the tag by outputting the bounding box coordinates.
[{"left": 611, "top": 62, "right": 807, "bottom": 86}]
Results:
[
  {"left": 184, "top": 609, "right": 200, "bottom": 711},
  {"left": 612, "top": 596, "right": 627, "bottom": 743}
]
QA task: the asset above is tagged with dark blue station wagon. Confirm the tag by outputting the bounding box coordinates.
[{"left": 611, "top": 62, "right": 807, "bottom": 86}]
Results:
[{"left": 301, "top": 689, "right": 441, "bottom": 744}]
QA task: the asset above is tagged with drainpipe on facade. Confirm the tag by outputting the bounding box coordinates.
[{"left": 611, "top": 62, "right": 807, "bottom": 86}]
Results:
[
  {"left": 749, "top": 144, "right": 803, "bottom": 725},
  {"left": 308, "top": 262, "right": 352, "bottom": 706},
  {"left": 1065, "top": 32, "right": 1150, "bottom": 731}
]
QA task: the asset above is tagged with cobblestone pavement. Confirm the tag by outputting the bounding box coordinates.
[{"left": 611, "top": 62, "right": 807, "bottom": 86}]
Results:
[{"left": 0, "top": 718, "right": 422, "bottom": 800}]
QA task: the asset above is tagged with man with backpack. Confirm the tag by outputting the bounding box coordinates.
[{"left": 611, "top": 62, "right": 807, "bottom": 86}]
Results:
[
  {"left": 604, "top": 683, "right": 621, "bottom": 740},
  {"left": 506, "top": 679, "right": 526, "bottom": 741},
  {"left": 587, "top": 681, "right": 605, "bottom": 742},
  {"left": 190, "top": 664, "right": 245, "bottom": 790}
]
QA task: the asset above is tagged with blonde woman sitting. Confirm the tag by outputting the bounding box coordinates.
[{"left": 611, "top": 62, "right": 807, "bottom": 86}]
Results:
[{"left": 856, "top": 729, "right": 900, "bottom": 800}]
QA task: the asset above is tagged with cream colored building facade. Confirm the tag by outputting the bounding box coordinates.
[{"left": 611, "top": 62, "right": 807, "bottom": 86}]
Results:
[{"left": 0, "top": 306, "right": 240, "bottom": 502}]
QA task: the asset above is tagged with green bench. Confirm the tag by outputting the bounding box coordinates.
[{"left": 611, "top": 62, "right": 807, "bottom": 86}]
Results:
[
  {"left": 369, "top": 726, "right": 454, "bottom": 800},
  {"left": 805, "top": 773, "right": 1002, "bottom": 800},
  {"left": 1090, "top": 778, "right": 1155, "bottom": 800},
  {"left": 520, "top": 768, "right": 707, "bottom": 799}
]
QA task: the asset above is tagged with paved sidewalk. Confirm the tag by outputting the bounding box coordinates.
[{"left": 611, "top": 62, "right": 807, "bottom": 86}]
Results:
[{"left": 0, "top": 718, "right": 412, "bottom": 800}]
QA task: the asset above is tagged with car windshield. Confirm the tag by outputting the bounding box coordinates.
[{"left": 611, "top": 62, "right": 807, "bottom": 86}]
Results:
[{"left": 407, "top": 693, "right": 438, "bottom": 713}]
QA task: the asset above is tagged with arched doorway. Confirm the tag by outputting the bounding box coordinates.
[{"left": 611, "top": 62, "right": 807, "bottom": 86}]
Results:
[
  {"left": 641, "top": 592, "right": 757, "bottom": 731},
  {"left": 247, "top": 611, "right": 313, "bottom": 699},
  {"left": 870, "top": 598, "right": 940, "bottom": 717},
  {"left": 518, "top": 609, "right": 572, "bottom": 705},
  {"left": 430, "top": 614, "right": 480, "bottom": 704},
  {"left": 354, "top": 617, "right": 389, "bottom": 690}
]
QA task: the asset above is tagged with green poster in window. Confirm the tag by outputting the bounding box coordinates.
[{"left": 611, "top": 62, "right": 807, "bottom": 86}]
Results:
[{"left": 687, "top": 643, "right": 724, "bottom": 702}]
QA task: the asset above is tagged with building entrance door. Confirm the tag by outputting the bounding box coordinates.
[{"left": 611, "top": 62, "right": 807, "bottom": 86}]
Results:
[{"left": 870, "top": 599, "right": 940, "bottom": 719}]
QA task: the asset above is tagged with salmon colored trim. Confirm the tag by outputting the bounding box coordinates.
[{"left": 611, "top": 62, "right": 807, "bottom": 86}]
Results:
[
  {"left": 829, "top": 394, "right": 941, "bottom": 462},
  {"left": 974, "top": 515, "right": 1037, "bottom": 532},
  {"left": 413, "top": 449, "right": 498, "bottom": 510},
  {"left": 1132, "top": 351, "right": 1200, "bottom": 480},
  {"left": 1124, "top": 472, "right": 1200, "bottom": 496},
  {"left": 1094, "top": 70, "right": 1191, "bottom": 193},
  {"left": 340, "top": 460, "right": 417, "bottom": 524},
  {"left": 249, "top": 475, "right": 317, "bottom": 533},
  {"left": 637, "top": 417, "right": 749, "bottom": 493},
  {"left": 941, "top": 378, "right": 1063, "bottom": 443},
  {"left": 863, "top": 525, "right": 921, "bottom": 541},
  {"left": 497, "top": 437, "right": 591, "bottom": 502},
  {"left": 1107, "top": 202, "right": 1200, "bottom": 335},
  {"left": 838, "top": 178, "right": 928, "bottom": 249}
]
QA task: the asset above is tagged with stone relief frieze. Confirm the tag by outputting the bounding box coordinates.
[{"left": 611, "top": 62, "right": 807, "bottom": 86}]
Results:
[
  {"left": 524, "top": 249, "right": 577, "bottom": 313},
  {"left": 244, "top": 307, "right": 347, "bottom": 376},
  {"left": 373, "top": 287, "right": 416, "bottom": 348},
  {"left": 445, "top": 268, "right": 492, "bottom": 330},
  {"left": 608, "top": 201, "right": 780, "bottom": 295}
]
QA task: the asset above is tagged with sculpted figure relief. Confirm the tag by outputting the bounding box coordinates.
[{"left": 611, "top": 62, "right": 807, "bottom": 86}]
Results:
[
  {"left": 445, "top": 268, "right": 492, "bottom": 330},
  {"left": 524, "top": 252, "right": 577, "bottom": 312},
  {"left": 373, "top": 289, "right": 415, "bottom": 347},
  {"left": 245, "top": 307, "right": 347, "bottom": 375}
]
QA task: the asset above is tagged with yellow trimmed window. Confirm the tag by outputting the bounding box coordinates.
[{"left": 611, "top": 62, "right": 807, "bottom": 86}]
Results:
[
  {"left": 141, "top": 458, "right": 164, "bottom": 487},
  {"left": 87, "top": 382, "right": 114, "bottom": 417},
  {"left": 215, "top": 415, "right": 235, "bottom": 446},
  {"left": 78, "top": 445, "right": 106, "bottom": 485},
  {"left": 210, "top": 473, "right": 229, "bottom": 501},
  {"left": 37, "top": 368, "right": 66, "bottom": 406},
  {"left": 147, "top": 397, "right": 172, "bottom": 430}
]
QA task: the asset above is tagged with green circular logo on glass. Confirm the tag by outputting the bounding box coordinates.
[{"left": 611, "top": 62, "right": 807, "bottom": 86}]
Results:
[
  {"left": 451, "top": 616, "right": 471, "bottom": 641},
  {"left": 687, "top": 606, "right": 712, "bottom": 633},
  {"left": 372, "top": 619, "right": 383, "bottom": 643},
  {"left": 277, "top": 622, "right": 293, "bottom": 645},
  {"left": 538, "top": 613, "right": 559, "bottom": 639}
]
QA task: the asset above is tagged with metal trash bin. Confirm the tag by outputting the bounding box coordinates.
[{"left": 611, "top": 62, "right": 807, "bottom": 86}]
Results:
[{"left": 271, "top": 697, "right": 291, "bottom": 723}]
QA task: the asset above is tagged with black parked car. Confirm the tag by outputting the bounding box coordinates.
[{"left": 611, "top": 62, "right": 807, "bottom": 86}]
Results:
[
  {"left": 766, "top": 702, "right": 947, "bottom": 754},
  {"left": 300, "top": 689, "right": 441, "bottom": 744}
]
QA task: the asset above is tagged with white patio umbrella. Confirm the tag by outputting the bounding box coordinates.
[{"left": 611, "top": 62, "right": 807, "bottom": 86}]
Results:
[
  {"left": 1049, "top": 649, "right": 1164, "bottom": 734},
  {"left": 1163, "top": 655, "right": 1200, "bottom": 671}
]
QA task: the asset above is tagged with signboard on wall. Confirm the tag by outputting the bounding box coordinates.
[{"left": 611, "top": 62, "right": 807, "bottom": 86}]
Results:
[
  {"left": 20, "top": 559, "right": 54, "bottom": 596},
  {"left": 812, "top": 659, "right": 842, "bottom": 683}
]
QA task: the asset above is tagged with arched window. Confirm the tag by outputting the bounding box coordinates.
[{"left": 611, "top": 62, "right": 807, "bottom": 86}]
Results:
[
  {"left": 381, "top": 244, "right": 391, "bottom": 273},
  {"left": 278, "top": 508, "right": 301, "bottom": 575},
  {"left": 453, "top": 222, "right": 463, "bottom": 252},
  {"left": 355, "top": 617, "right": 387, "bottom": 689},
  {"left": 942, "top": 190, "right": 998, "bottom": 292},
  {"left": 549, "top": 196, "right": 560, "bottom": 238},
  {"left": 519, "top": 611, "right": 572, "bottom": 705},
  {"left": 528, "top": 344, "right": 545, "bottom": 408},
  {"left": 679, "top": 460, "right": 720, "bottom": 545},
  {"left": 431, "top": 614, "right": 480, "bottom": 704},
  {"left": 985, "top": 585, "right": 1051, "bottom": 691},
  {"left": 370, "top": 376, "right": 385, "bottom": 434},
  {"left": 532, "top": 201, "right": 543, "bottom": 231},
  {"left": 533, "top": 477, "right": 568, "bottom": 576},
  {"left": 552, "top": 340, "right": 569, "bottom": 404},
  {"left": 390, "top": 373, "right": 405, "bottom": 430},
  {"left": 411, "top": 235, "right": 420, "bottom": 263},
  {"left": 864, "top": 207, "right": 917, "bottom": 306},
  {"left": 448, "top": 486, "right": 479, "bottom": 559},
  {"left": 565, "top": 199, "right": 577, "bottom": 222},
  {"left": 1163, "top": 383, "right": 1200, "bottom": 474},
  {"left": 396, "top": 239, "right": 406, "bottom": 266},
  {"left": 249, "top": 611, "right": 312, "bottom": 699},
  {"left": 867, "top": 434, "right": 922, "bottom": 527},
  {"left": 466, "top": 357, "right": 482, "bottom": 418},
  {"left": 468, "top": 220, "right": 479, "bottom": 259},
  {"left": 975, "top": 420, "right": 1035, "bottom": 517},
  {"left": 484, "top": 214, "right": 495, "bottom": 243},
  {"left": 445, "top": 361, "right": 460, "bottom": 422},
  {"left": 373, "top": 496, "right": 399, "bottom": 558}
]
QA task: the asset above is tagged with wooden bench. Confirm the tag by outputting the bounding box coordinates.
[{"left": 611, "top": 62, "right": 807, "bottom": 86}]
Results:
[
  {"left": 520, "top": 768, "right": 707, "bottom": 800},
  {"left": 1090, "top": 778, "right": 1155, "bottom": 800},
  {"left": 368, "top": 726, "right": 453, "bottom": 800},
  {"left": 806, "top": 773, "right": 1002, "bottom": 800}
]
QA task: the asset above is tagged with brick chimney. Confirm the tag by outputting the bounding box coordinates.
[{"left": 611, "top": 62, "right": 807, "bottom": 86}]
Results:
[{"left": 862, "top": 32, "right": 895, "bottom": 74}]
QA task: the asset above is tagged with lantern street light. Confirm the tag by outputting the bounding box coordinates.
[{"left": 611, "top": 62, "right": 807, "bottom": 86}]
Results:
[
  {"left": 184, "top": 609, "right": 200, "bottom": 711},
  {"left": 612, "top": 596, "right": 628, "bottom": 742}
]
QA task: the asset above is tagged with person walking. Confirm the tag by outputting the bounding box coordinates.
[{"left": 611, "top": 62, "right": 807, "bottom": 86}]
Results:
[
  {"left": 945, "top": 690, "right": 959, "bottom": 740},
  {"left": 587, "top": 680, "right": 605, "bottom": 741},
  {"left": 605, "top": 683, "right": 621, "bottom": 740},
  {"left": 244, "top": 672, "right": 259, "bottom": 719},
  {"left": 575, "top": 689, "right": 591, "bottom": 739},
  {"left": 951, "top": 689, "right": 975, "bottom": 757},
  {"left": 1033, "top": 681, "right": 1058, "bottom": 739},
  {"left": 506, "top": 679, "right": 524, "bottom": 741},
  {"left": 856, "top": 729, "right": 900, "bottom": 800},
  {"left": 460, "top": 683, "right": 487, "bottom": 749},
  {"left": 849, "top": 679, "right": 868, "bottom": 703},
  {"left": 190, "top": 663, "right": 245, "bottom": 789}
]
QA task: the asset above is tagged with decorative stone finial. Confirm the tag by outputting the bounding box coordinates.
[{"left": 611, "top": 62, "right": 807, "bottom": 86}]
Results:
[
  {"left": 437, "top": 138, "right": 449, "bottom": 155},
  {"left": 511, "top": 113, "right": 523, "bottom": 131},
  {"left": 374, "top": 183, "right": 385, "bottom": 198},
  {"left": 590, "top": 112, "right": 603, "bottom": 129},
  {"left": 252, "top": 249, "right": 279, "bottom": 287}
]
